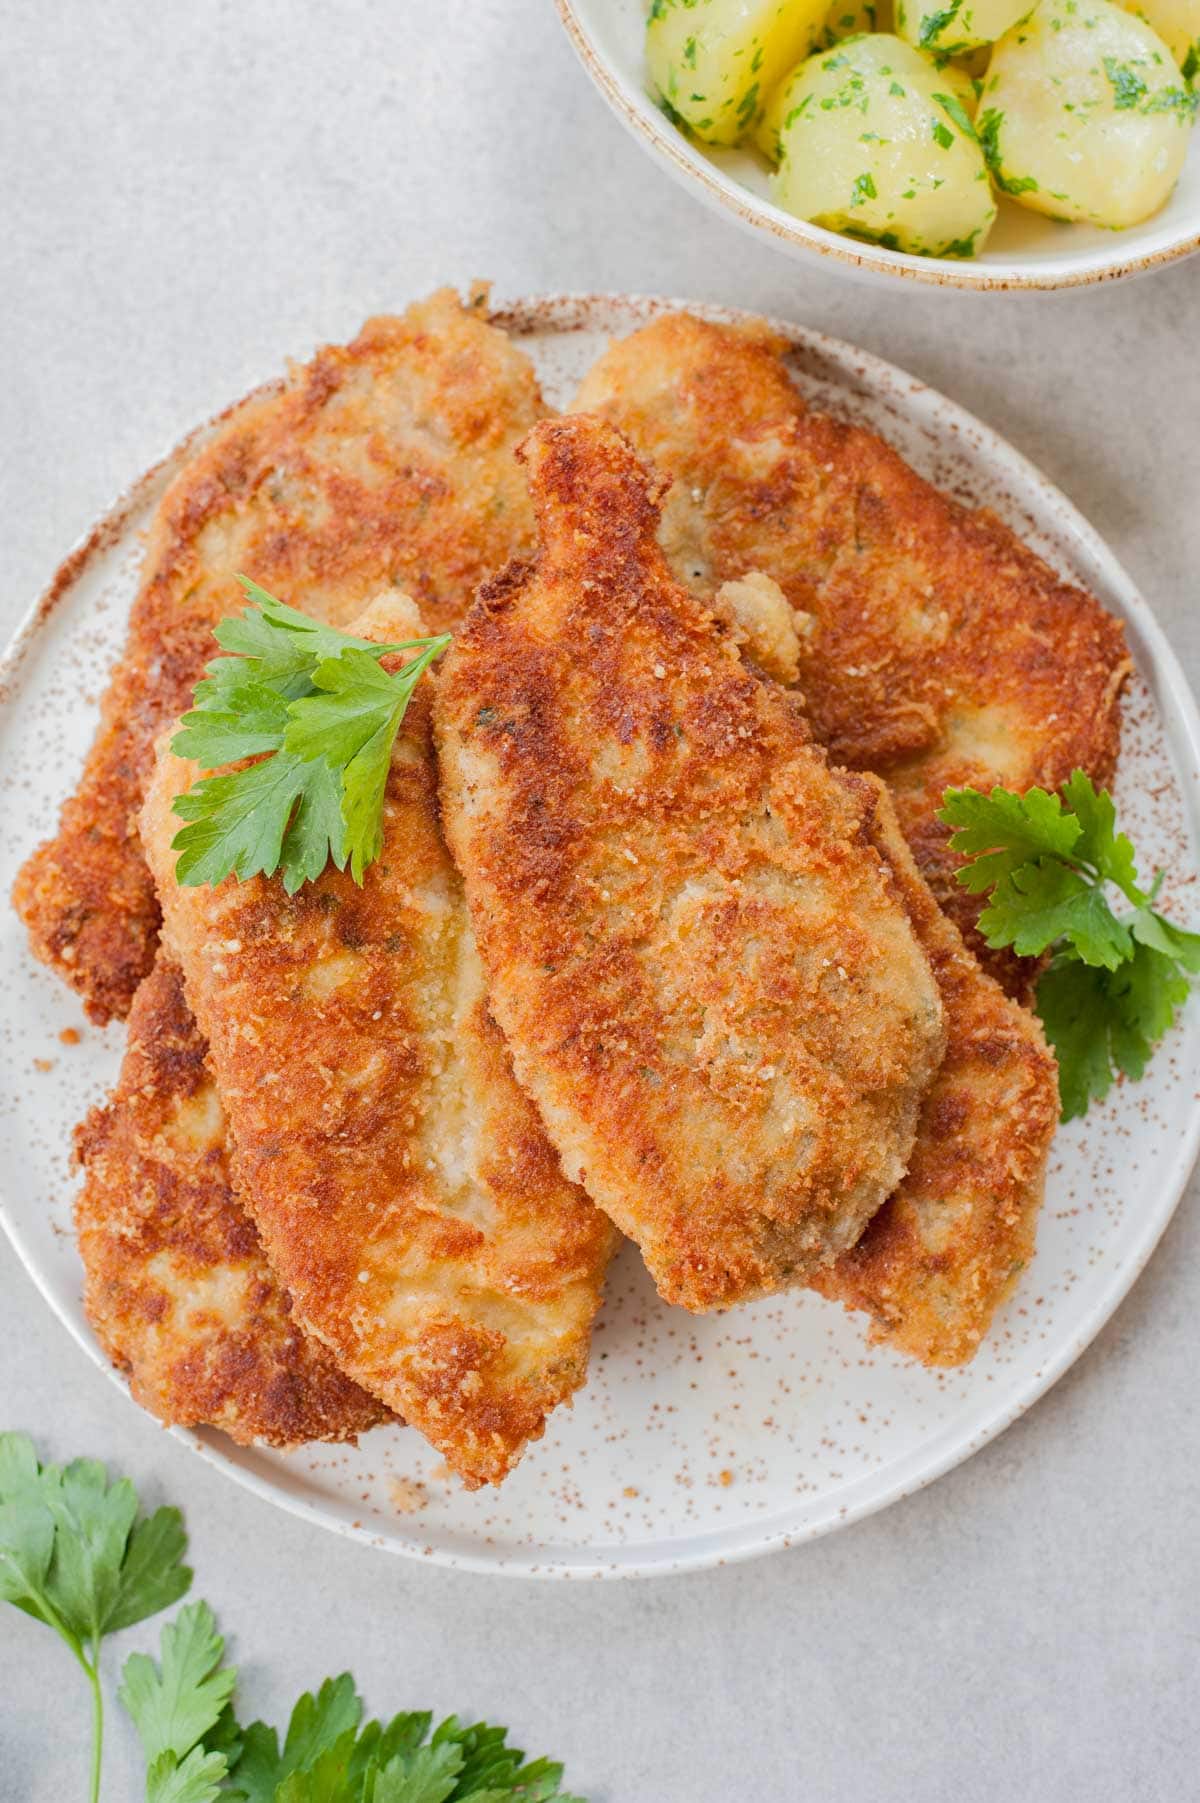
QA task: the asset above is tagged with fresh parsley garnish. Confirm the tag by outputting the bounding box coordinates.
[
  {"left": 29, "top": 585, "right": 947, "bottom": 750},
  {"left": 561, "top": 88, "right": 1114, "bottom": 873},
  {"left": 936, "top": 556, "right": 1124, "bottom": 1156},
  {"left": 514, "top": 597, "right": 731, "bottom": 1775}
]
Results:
[
  {"left": 170, "top": 578, "right": 450, "bottom": 893},
  {"left": 4, "top": 1434, "right": 587, "bottom": 1800},
  {"left": 121, "top": 1613, "right": 586, "bottom": 1802},
  {"left": 121, "top": 1617, "right": 587, "bottom": 1802},
  {"left": 940, "top": 771, "right": 1200, "bottom": 1120},
  {"left": 119, "top": 1601, "right": 239, "bottom": 1801},
  {"left": 227, "top": 1685, "right": 584, "bottom": 1803},
  {"left": 0, "top": 1432, "right": 191, "bottom": 1803}
]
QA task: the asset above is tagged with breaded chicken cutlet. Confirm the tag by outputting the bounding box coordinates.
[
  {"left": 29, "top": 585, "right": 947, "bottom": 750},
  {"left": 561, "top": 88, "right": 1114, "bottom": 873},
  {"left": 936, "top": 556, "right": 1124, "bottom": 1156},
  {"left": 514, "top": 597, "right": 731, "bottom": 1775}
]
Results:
[
  {"left": 574, "top": 313, "right": 1131, "bottom": 995},
  {"left": 818, "top": 784, "right": 1059, "bottom": 1365},
  {"left": 15, "top": 288, "right": 547, "bottom": 1025},
  {"left": 435, "top": 416, "right": 948, "bottom": 1313},
  {"left": 707, "top": 542, "right": 1060, "bottom": 1363},
  {"left": 75, "top": 955, "right": 388, "bottom": 1446},
  {"left": 142, "top": 596, "right": 616, "bottom": 1488}
]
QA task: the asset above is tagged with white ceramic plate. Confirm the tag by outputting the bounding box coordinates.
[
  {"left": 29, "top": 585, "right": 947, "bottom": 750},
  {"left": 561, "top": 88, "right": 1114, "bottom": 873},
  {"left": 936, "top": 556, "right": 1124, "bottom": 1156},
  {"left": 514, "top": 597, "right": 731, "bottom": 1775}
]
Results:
[
  {"left": 555, "top": 0, "right": 1200, "bottom": 291},
  {"left": 2, "top": 295, "right": 1199, "bottom": 1580}
]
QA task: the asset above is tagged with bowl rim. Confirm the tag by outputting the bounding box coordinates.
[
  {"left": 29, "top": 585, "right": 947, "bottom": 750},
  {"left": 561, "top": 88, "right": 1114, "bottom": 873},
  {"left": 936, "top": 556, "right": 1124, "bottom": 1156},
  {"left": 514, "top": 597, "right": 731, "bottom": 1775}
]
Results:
[{"left": 554, "top": 0, "right": 1200, "bottom": 292}]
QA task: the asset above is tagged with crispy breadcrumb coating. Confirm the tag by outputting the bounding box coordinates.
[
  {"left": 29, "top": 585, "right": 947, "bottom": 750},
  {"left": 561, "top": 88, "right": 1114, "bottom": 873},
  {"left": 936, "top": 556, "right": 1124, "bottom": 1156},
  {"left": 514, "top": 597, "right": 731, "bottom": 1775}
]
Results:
[
  {"left": 15, "top": 290, "right": 547, "bottom": 1023},
  {"left": 435, "top": 416, "right": 947, "bottom": 1312},
  {"left": 816, "top": 784, "right": 1060, "bottom": 1364},
  {"left": 141, "top": 595, "right": 615, "bottom": 1487},
  {"left": 574, "top": 312, "right": 1130, "bottom": 998},
  {"left": 75, "top": 955, "right": 388, "bottom": 1445},
  {"left": 702, "top": 494, "right": 1061, "bottom": 1363}
]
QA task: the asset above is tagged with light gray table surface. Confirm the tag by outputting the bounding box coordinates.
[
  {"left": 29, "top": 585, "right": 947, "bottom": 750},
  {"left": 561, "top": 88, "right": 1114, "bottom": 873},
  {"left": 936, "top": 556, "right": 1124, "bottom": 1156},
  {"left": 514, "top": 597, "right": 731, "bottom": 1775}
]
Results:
[{"left": 2, "top": 4, "right": 1197, "bottom": 1799}]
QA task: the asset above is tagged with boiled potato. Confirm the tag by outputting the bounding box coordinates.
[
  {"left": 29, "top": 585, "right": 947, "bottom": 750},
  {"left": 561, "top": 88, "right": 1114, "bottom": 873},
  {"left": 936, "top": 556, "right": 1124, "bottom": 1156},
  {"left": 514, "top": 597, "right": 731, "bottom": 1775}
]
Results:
[
  {"left": 757, "top": 22, "right": 974, "bottom": 155},
  {"left": 981, "top": 0, "right": 1197, "bottom": 227},
  {"left": 896, "top": 0, "right": 1033, "bottom": 55},
  {"left": 771, "top": 35, "right": 997, "bottom": 254},
  {"left": 646, "top": 0, "right": 830, "bottom": 145},
  {"left": 1116, "top": 0, "right": 1200, "bottom": 76}
]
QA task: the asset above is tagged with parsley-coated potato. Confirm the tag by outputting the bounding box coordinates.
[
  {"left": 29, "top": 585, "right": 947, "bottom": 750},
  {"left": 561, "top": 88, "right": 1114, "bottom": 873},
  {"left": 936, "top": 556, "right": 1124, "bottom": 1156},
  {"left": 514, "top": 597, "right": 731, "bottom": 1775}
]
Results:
[
  {"left": 896, "top": 0, "right": 1032, "bottom": 54},
  {"left": 1115, "top": 0, "right": 1200, "bottom": 76},
  {"left": 770, "top": 36, "right": 996, "bottom": 255},
  {"left": 758, "top": 20, "right": 973, "bottom": 156},
  {"left": 980, "top": 0, "right": 1197, "bottom": 227},
  {"left": 646, "top": 0, "right": 831, "bottom": 145}
]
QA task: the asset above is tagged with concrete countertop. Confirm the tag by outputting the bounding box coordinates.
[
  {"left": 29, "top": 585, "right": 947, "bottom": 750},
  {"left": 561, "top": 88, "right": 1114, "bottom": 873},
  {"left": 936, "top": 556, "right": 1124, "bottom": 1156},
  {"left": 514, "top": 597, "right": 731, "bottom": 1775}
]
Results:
[{"left": 2, "top": 3, "right": 1196, "bottom": 1797}]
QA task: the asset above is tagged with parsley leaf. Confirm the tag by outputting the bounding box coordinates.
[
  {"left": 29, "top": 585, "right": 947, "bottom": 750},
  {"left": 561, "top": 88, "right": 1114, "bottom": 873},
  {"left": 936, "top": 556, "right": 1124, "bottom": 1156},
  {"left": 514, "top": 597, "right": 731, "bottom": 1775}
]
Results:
[
  {"left": 1130, "top": 906, "right": 1200, "bottom": 971},
  {"left": 979, "top": 858, "right": 1133, "bottom": 969},
  {"left": 222, "top": 1695, "right": 585, "bottom": 1803},
  {"left": 170, "top": 577, "right": 449, "bottom": 893},
  {"left": 1059, "top": 770, "right": 1142, "bottom": 899},
  {"left": 285, "top": 640, "right": 447, "bottom": 882},
  {"left": 1037, "top": 943, "right": 1191, "bottom": 1120},
  {"left": 939, "top": 773, "right": 1198, "bottom": 1120},
  {"left": 938, "top": 783, "right": 1081, "bottom": 890},
  {"left": 0, "top": 1433, "right": 192, "bottom": 1803},
  {"left": 1108, "top": 942, "right": 1190, "bottom": 1080},
  {"left": 233, "top": 1674, "right": 364, "bottom": 1801},
  {"left": 204, "top": 582, "right": 397, "bottom": 697},
  {"left": 367, "top": 1741, "right": 463, "bottom": 1803},
  {"left": 172, "top": 749, "right": 347, "bottom": 896},
  {"left": 1036, "top": 958, "right": 1121, "bottom": 1120},
  {"left": 146, "top": 1745, "right": 230, "bottom": 1803},
  {"left": 120, "top": 1601, "right": 237, "bottom": 1768},
  {"left": 171, "top": 681, "right": 293, "bottom": 766},
  {"left": 120, "top": 1601, "right": 243, "bottom": 1801},
  {"left": 0, "top": 1433, "right": 56, "bottom": 1623},
  {"left": 0, "top": 1435, "right": 191, "bottom": 1637}
]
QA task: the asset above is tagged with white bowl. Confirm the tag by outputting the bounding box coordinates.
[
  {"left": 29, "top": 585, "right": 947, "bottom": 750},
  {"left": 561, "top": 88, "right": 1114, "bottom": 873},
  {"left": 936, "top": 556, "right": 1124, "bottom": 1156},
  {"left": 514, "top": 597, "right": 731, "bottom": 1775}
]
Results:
[{"left": 555, "top": 0, "right": 1200, "bottom": 290}]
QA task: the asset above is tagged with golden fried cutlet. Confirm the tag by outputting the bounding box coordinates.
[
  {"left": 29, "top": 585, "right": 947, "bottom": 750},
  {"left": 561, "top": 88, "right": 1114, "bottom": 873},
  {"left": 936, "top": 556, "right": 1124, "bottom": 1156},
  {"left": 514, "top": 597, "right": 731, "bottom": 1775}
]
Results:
[
  {"left": 141, "top": 595, "right": 616, "bottom": 1489},
  {"left": 574, "top": 313, "right": 1130, "bottom": 995},
  {"left": 15, "top": 288, "right": 547, "bottom": 1025},
  {"left": 75, "top": 955, "right": 388, "bottom": 1446},
  {"left": 711, "top": 564, "right": 1060, "bottom": 1362},
  {"left": 435, "top": 416, "right": 947, "bottom": 1314},
  {"left": 814, "top": 783, "right": 1059, "bottom": 1365}
]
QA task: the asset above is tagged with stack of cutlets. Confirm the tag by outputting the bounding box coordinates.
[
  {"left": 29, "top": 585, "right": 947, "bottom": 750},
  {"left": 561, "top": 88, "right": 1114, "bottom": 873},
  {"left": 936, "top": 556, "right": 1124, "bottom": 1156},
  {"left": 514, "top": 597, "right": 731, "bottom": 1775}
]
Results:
[{"left": 14, "top": 294, "right": 1128, "bottom": 1485}]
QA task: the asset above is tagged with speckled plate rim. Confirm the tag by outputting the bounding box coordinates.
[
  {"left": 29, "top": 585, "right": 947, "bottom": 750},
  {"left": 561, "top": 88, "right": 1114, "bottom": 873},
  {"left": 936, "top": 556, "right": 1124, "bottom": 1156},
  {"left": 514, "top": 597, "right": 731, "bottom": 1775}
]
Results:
[
  {"left": 2, "top": 291, "right": 1199, "bottom": 1580},
  {"left": 553, "top": 0, "right": 1200, "bottom": 293}
]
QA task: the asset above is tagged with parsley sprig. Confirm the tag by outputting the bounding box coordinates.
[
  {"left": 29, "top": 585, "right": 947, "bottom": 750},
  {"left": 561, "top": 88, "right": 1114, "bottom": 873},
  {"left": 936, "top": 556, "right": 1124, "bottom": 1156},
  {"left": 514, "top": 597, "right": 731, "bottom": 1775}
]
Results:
[
  {"left": 0, "top": 1432, "right": 191, "bottom": 1803},
  {"left": 3, "top": 1433, "right": 586, "bottom": 1802},
  {"left": 170, "top": 579, "right": 449, "bottom": 894},
  {"left": 123, "top": 1613, "right": 584, "bottom": 1802},
  {"left": 940, "top": 770, "right": 1200, "bottom": 1120}
]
